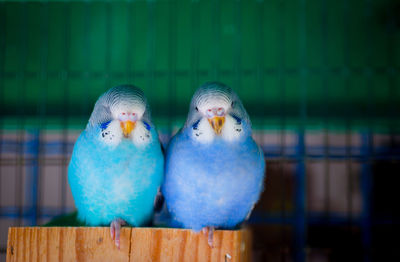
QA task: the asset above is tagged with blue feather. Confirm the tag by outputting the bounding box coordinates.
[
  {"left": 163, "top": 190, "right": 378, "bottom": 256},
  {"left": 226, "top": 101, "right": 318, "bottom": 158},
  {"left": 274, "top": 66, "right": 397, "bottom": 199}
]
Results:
[
  {"left": 230, "top": 114, "right": 242, "bottom": 124},
  {"left": 162, "top": 83, "right": 265, "bottom": 231},
  {"left": 100, "top": 120, "right": 111, "bottom": 130},
  {"left": 163, "top": 125, "right": 264, "bottom": 231},
  {"left": 69, "top": 126, "right": 164, "bottom": 226},
  {"left": 192, "top": 119, "right": 201, "bottom": 130},
  {"left": 143, "top": 121, "right": 151, "bottom": 131}
]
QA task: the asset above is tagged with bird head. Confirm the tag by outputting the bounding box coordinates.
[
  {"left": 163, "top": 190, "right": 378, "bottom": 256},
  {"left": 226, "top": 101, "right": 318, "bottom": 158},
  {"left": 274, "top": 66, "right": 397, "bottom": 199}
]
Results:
[
  {"left": 87, "top": 85, "right": 153, "bottom": 146},
  {"left": 185, "top": 82, "right": 251, "bottom": 143}
]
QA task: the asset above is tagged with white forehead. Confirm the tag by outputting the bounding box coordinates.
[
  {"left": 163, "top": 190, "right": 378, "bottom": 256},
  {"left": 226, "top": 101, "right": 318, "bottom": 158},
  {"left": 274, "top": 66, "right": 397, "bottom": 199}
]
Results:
[
  {"left": 100, "top": 85, "right": 147, "bottom": 120},
  {"left": 110, "top": 99, "right": 146, "bottom": 119}
]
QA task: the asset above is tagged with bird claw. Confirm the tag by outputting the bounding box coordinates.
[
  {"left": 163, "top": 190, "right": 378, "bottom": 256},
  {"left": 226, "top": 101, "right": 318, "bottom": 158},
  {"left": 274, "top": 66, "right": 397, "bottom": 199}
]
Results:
[
  {"left": 110, "top": 218, "right": 126, "bottom": 249},
  {"left": 201, "top": 226, "right": 215, "bottom": 248}
]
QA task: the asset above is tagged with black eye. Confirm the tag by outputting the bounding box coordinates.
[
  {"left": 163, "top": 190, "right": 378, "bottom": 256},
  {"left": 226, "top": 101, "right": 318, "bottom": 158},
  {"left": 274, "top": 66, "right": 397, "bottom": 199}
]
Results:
[
  {"left": 195, "top": 106, "right": 199, "bottom": 111},
  {"left": 231, "top": 101, "right": 234, "bottom": 107}
]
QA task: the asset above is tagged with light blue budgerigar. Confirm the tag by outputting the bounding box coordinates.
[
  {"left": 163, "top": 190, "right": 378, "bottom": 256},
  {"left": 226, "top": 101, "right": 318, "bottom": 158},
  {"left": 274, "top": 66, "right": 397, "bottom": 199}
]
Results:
[
  {"left": 162, "top": 82, "right": 265, "bottom": 246},
  {"left": 68, "top": 85, "right": 164, "bottom": 248}
]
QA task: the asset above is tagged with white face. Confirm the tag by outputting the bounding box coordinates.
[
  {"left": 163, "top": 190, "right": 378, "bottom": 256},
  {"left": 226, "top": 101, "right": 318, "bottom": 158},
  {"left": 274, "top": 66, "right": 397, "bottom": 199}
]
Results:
[
  {"left": 192, "top": 98, "right": 243, "bottom": 143},
  {"left": 99, "top": 102, "right": 151, "bottom": 148}
]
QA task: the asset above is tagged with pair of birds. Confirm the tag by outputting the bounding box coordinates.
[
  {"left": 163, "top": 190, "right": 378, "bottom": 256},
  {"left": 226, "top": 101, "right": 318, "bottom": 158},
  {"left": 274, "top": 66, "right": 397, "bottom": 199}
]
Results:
[{"left": 68, "top": 82, "right": 265, "bottom": 248}]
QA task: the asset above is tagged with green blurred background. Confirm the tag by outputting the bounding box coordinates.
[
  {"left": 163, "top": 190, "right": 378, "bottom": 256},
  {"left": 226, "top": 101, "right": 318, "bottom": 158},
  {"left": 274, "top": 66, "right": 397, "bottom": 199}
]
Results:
[{"left": 1, "top": 0, "right": 399, "bottom": 131}]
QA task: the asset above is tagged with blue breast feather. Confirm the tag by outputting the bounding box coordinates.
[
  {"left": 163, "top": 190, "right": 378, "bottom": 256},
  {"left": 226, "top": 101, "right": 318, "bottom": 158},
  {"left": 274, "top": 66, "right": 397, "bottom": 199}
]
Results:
[
  {"left": 68, "top": 126, "right": 164, "bottom": 226},
  {"left": 162, "top": 125, "right": 265, "bottom": 231}
]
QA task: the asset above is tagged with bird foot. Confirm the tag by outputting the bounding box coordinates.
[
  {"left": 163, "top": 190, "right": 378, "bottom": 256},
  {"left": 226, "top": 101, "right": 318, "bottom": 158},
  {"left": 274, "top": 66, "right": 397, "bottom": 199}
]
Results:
[
  {"left": 110, "top": 218, "right": 126, "bottom": 249},
  {"left": 201, "top": 226, "right": 215, "bottom": 248}
]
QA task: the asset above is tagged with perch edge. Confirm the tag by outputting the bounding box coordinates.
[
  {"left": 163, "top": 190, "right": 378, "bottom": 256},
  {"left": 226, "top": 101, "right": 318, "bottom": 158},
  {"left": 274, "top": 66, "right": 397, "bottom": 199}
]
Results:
[{"left": 7, "top": 227, "right": 252, "bottom": 262}]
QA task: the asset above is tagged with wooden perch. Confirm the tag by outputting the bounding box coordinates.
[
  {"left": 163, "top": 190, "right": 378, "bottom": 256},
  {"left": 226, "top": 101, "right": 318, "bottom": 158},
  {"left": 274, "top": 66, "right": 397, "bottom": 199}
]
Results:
[{"left": 7, "top": 227, "right": 252, "bottom": 262}]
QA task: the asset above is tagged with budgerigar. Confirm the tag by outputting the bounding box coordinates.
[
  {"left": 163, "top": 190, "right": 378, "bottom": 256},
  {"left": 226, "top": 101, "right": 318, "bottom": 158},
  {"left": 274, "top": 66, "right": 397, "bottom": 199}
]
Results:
[
  {"left": 162, "top": 82, "right": 265, "bottom": 246},
  {"left": 68, "top": 85, "right": 164, "bottom": 248}
]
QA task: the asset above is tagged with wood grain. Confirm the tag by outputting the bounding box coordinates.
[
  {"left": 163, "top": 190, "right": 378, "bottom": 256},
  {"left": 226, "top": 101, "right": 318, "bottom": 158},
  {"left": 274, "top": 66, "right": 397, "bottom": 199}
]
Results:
[{"left": 7, "top": 227, "right": 251, "bottom": 262}]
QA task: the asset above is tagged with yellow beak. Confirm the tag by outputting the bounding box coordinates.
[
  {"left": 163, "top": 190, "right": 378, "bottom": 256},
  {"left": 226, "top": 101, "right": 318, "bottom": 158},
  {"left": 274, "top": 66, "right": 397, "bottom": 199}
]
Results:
[
  {"left": 208, "top": 116, "right": 225, "bottom": 135},
  {"left": 120, "top": 120, "right": 136, "bottom": 137}
]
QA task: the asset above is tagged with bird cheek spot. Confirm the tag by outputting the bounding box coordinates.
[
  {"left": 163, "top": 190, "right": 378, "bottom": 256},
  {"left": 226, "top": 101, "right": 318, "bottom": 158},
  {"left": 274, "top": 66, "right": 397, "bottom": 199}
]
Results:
[
  {"left": 101, "top": 131, "right": 110, "bottom": 138},
  {"left": 192, "top": 119, "right": 201, "bottom": 130},
  {"left": 231, "top": 114, "right": 242, "bottom": 125},
  {"left": 143, "top": 121, "right": 151, "bottom": 131},
  {"left": 100, "top": 120, "right": 111, "bottom": 130}
]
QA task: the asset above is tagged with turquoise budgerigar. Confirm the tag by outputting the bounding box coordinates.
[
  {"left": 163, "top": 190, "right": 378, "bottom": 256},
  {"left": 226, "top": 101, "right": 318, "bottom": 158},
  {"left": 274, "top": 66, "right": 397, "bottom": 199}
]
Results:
[
  {"left": 162, "top": 82, "right": 265, "bottom": 246},
  {"left": 68, "top": 85, "right": 164, "bottom": 248}
]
